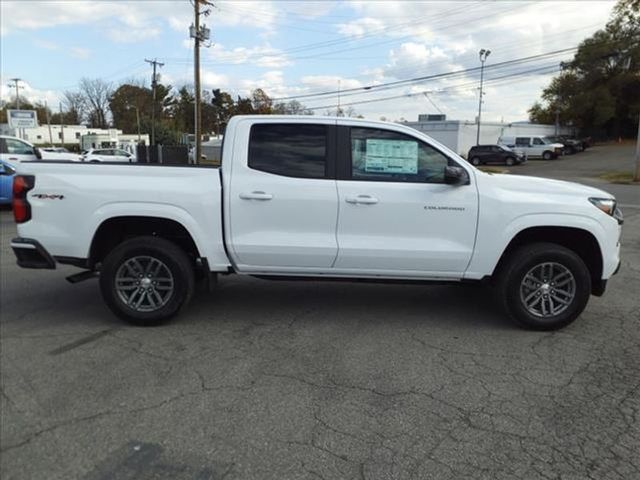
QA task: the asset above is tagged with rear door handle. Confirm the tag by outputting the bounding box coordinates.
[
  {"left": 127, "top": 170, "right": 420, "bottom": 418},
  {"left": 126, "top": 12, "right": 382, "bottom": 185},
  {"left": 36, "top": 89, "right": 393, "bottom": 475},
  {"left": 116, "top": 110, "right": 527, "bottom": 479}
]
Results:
[
  {"left": 239, "top": 191, "right": 273, "bottom": 201},
  {"left": 9, "top": 157, "right": 18, "bottom": 161},
  {"left": 345, "top": 194, "right": 378, "bottom": 205}
]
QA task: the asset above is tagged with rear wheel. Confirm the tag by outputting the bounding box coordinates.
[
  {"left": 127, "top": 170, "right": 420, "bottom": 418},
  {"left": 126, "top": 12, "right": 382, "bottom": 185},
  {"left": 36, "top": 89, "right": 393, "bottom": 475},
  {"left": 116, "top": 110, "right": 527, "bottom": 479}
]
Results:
[
  {"left": 99, "top": 236, "right": 194, "bottom": 325},
  {"left": 470, "top": 157, "right": 481, "bottom": 166},
  {"left": 496, "top": 243, "right": 591, "bottom": 330}
]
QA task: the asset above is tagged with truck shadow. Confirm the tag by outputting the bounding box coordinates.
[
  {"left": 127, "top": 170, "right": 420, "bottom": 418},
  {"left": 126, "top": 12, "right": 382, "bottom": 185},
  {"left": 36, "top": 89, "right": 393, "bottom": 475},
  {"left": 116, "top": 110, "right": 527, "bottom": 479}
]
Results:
[{"left": 188, "top": 276, "right": 513, "bottom": 331}]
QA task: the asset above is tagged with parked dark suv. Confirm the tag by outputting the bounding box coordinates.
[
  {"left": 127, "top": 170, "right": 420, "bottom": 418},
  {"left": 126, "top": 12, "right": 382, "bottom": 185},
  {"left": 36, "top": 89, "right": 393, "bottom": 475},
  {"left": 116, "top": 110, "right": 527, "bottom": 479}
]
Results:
[{"left": 467, "top": 145, "right": 525, "bottom": 166}]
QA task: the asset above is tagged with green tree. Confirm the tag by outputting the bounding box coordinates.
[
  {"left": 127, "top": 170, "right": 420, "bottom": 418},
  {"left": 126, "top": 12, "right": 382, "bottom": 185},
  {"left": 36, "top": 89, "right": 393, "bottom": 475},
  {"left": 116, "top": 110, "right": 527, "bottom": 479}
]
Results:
[{"left": 529, "top": 0, "right": 640, "bottom": 138}]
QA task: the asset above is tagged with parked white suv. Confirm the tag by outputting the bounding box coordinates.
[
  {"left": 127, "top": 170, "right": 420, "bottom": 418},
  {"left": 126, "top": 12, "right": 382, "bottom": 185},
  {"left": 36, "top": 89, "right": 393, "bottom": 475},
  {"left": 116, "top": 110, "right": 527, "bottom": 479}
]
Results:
[
  {"left": 499, "top": 135, "right": 564, "bottom": 160},
  {"left": 82, "top": 148, "right": 135, "bottom": 163},
  {"left": 40, "top": 147, "right": 82, "bottom": 162}
]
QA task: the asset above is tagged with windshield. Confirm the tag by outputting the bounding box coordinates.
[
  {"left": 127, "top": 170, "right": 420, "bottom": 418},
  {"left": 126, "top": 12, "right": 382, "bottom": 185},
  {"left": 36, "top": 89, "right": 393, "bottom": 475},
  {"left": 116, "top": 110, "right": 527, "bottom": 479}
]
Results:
[
  {"left": 500, "top": 145, "right": 513, "bottom": 152},
  {"left": 543, "top": 136, "right": 560, "bottom": 144}
]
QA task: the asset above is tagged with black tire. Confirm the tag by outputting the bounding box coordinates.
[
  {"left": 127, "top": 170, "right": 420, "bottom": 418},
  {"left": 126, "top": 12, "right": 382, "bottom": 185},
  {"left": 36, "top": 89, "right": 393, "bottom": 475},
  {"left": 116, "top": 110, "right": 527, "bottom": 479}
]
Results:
[
  {"left": 495, "top": 242, "right": 591, "bottom": 330},
  {"left": 99, "top": 236, "right": 195, "bottom": 325},
  {"left": 505, "top": 156, "right": 515, "bottom": 166},
  {"left": 470, "top": 157, "right": 481, "bottom": 166},
  {"left": 542, "top": 151, "right": 553, "bottom": 160}
]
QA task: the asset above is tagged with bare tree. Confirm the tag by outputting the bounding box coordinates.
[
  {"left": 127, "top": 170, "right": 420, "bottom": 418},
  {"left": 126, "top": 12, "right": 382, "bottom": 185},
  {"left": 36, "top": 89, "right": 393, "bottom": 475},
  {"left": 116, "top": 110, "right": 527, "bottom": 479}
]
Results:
[
  {"left": 79, "top": 78, "right": 113, "bottom": 128},
  {"left": 61, "top": 91, "right": 86, "bottom": 125}
]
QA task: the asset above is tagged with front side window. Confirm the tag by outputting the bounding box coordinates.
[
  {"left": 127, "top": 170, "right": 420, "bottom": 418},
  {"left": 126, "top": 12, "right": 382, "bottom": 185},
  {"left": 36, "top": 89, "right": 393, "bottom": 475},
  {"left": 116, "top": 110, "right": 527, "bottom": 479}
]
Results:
[
  {"left": 248, "top": 123, "right": 327, "bottom": 179},
  {"left": 5, "top": 138, "right": 34, "bottom": 155},
  {"left": 351, "top": 127, "right": 449, "bottom": 183},
  {"left": 515, "top": 137, "right": 530, "bottom": 146}
]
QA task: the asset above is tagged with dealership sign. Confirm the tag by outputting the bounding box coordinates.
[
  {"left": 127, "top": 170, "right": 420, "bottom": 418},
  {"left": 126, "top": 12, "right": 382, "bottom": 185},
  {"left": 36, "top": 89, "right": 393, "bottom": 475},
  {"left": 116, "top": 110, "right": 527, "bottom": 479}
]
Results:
[{"left": 7, "top": 110, "right": 38, "bottom": 128}]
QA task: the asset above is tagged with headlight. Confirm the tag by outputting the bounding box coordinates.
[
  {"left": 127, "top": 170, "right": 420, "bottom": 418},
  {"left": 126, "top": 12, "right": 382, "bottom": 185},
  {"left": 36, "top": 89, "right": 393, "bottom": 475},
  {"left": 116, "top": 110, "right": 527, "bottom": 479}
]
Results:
[{"left": 589, "top": 197, "right": 618, "bottom": 217}]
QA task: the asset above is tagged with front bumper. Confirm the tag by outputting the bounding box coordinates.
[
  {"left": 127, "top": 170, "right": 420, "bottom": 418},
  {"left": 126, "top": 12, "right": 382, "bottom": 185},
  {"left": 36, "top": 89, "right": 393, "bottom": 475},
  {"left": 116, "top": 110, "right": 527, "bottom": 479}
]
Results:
[{"left": 11, "top": 238, "right": 56, "bottom": 269}]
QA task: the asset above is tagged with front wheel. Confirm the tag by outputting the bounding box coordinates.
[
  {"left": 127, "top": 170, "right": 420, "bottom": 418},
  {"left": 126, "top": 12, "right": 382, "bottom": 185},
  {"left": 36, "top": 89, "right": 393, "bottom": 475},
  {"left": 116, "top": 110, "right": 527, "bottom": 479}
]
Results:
[
  {"left": 470, "top": 157, "right": 481, "bottom": 166},
  {"left": 542, "top": 151, "right": 554, "bottom": 160},
  {"left": 496, "top": 243, "right": 591, "bottom": 330},
  {"left": 99, "top": 236, "right": 195, "bottom": 325},
  {"left": 505, "top": 157, "right": 515, "bottom": 166}
]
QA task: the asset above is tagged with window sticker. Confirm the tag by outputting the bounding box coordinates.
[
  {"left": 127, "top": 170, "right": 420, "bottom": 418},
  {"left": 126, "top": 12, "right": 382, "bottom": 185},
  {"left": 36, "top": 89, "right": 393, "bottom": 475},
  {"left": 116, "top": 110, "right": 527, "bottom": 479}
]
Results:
[{"left": 364, "top": 139, "right": 418, "bottom": 174}]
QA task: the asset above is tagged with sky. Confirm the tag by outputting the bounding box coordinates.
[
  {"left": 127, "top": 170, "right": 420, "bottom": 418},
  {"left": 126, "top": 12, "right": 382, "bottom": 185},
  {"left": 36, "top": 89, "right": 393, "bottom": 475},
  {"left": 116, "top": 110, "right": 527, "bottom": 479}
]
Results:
[{"left": 0, "top": 0, "right": 616, "bottom": 123}]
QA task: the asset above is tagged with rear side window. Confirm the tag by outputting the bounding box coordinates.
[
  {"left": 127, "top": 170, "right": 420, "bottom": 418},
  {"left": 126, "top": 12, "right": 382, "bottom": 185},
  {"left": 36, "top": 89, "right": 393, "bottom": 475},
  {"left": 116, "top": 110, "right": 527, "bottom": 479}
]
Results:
[{"left": 248, "top": 124, "right": 327, "bottom": 179}]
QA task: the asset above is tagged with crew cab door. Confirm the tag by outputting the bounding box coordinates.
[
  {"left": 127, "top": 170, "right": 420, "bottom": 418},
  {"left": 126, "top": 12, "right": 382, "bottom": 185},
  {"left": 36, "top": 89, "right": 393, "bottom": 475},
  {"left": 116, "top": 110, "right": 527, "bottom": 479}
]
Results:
[
  {"left": 334, "top": 125, "right": 478, "bottom": 276},
  {"left": 227, "top": 121, "right": 339, "bottom": 269}
]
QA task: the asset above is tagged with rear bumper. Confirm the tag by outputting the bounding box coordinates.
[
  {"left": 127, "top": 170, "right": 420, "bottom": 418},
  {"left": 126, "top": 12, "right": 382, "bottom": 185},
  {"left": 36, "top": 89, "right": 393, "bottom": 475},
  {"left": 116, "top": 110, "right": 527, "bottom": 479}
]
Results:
[{"left": 11, "top": 237, "right": 56, "bottom": 269}]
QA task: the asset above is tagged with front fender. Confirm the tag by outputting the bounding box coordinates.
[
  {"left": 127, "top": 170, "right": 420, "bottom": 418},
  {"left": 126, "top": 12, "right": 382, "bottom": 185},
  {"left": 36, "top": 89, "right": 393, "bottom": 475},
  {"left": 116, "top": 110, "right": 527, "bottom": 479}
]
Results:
[{"left": 464, "top": 213, "right": 608, "bottom": 280}]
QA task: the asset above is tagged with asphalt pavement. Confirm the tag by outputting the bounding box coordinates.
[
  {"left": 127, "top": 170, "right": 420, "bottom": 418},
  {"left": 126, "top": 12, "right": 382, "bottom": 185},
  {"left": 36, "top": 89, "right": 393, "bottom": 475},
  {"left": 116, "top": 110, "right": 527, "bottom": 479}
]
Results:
[{"left": 1, "top": 145, "right": 638, "bottom": 480}]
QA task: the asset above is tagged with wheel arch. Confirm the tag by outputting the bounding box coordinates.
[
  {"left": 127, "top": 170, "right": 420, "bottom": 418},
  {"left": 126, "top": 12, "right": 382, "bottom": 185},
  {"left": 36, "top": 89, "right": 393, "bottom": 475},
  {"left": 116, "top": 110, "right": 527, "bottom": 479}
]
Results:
[
  {"left": 89, "top": 216, "right": 201, "bottom": 268},
  {"left": 492, "top": 226, "right": 603, "bottom": 294}
]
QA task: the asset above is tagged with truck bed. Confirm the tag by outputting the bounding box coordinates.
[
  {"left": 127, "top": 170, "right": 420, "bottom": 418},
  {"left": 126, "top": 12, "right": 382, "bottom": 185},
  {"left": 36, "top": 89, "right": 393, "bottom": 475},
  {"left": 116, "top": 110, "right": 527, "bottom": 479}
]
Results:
[{"left": 15, "top": 162, "right": 230, "bottom": 271}]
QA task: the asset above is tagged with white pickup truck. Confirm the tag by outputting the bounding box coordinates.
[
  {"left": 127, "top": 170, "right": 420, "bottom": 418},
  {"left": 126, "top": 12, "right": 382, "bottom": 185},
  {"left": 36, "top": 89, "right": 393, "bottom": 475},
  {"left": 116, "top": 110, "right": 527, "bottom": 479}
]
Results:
[{"left": 10, "top": 116, "right": 622, "bottom": 330}]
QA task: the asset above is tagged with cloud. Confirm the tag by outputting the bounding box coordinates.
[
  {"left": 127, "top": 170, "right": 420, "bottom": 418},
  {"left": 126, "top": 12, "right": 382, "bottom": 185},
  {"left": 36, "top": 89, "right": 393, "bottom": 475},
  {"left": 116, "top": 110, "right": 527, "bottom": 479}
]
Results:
[
  {"left": 337, "top": 17, "right": 385, "bottom": 37},
  {"left": 70, "top": 47, "right": 91, "bottom": 60},
  {"left": 201, "top": 71, "right": 230, "bottom": 90},
  {"left": 32, "top": 39, "right": 59, "bottom": 51},
  {"left": 208, "top": 44, "right": 292, "bottom": 68}
]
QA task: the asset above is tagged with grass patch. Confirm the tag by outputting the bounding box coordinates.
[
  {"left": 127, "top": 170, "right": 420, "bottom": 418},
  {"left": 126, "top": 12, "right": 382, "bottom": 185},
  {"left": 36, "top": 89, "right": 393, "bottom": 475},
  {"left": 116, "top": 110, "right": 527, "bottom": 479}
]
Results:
[
  {"left": 598, "top": 171, "right": 639, "bottom": 184},
  {"left": 478, "top": 166, "right": 509, "bottom": 174}
]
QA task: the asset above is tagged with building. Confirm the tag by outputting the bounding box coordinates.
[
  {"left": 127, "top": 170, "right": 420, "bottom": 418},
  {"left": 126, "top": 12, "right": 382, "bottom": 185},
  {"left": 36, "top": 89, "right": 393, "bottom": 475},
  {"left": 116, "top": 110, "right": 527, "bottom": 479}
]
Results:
[
  {"left": 80, "top": 130, "right": 149, "bottom": 153},
  {"left": 404, "top": 116, "right": 575, "bottom": 157},
  {"left": 0, "top": 123, "right": 149, "bottom": 154}
]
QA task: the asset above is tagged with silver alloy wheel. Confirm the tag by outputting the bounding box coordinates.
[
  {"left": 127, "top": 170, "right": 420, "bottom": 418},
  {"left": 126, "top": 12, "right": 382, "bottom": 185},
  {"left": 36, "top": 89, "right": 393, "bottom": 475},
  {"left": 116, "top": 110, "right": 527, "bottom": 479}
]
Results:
[
  {"left": 115, "top": 256, "right": 174, "bottom": 312},
  {"left": 519, "top": 262, "right": 576, "bottom": 318}
]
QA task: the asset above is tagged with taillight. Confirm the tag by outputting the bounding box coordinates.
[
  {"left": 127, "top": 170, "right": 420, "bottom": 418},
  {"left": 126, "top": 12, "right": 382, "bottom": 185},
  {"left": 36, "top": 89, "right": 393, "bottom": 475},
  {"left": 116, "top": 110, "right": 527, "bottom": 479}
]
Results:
[{"left": 12, "top": 175, "right": 35, "bottom": 224}]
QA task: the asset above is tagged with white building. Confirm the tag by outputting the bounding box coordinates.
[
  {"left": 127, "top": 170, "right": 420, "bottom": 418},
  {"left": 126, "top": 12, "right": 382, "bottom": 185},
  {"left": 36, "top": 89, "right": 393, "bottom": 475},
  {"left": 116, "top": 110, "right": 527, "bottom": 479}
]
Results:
[
  {"left": 80, "top": 130, "right": 149, "bottom": 153},
  {"left": 0, "top": 123, "right": 121, "bottom": 146},
  {"left": 404, "top": 117, "right": 575, "bottom": 157}
]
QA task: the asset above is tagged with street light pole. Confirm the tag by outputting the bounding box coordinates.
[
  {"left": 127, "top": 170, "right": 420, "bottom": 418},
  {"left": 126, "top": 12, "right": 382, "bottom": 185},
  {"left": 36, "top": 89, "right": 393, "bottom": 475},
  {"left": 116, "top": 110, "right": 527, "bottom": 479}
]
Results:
[{"left": 476, "top": 49, "right": 490, "bottom": 146}]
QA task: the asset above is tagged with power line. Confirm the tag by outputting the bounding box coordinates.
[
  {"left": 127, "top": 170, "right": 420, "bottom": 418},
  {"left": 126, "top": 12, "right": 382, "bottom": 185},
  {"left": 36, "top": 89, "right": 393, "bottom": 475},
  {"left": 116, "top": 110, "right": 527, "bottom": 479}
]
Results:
[
  {"left": 304, "top": 63, "right": 562, "bottom": 111},
  {"left": 272, "top": 46, "right": 580, "bottom": 102}
]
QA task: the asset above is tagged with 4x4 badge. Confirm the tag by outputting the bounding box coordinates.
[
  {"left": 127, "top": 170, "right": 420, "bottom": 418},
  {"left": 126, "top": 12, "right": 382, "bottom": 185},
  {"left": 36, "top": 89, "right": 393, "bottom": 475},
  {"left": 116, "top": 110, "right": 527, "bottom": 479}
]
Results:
[{"left": 31, "top": 194, "right": 64, "bottom": 200}]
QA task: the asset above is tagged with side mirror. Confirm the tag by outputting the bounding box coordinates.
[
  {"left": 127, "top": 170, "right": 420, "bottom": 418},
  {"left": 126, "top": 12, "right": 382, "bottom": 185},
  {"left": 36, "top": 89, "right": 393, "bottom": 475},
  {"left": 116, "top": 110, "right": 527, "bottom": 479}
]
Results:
[
  {"left": 444, "top": 166, "right": 469, "bottom": 185},
  {"left": 34, "top": 147, "right": 42, "bottom": 160}
]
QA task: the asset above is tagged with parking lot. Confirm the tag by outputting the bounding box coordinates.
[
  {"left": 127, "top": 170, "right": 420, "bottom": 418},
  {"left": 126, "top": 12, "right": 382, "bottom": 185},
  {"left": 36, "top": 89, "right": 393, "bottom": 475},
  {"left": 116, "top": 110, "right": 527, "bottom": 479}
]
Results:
[{"left": 1, "top": 144, "right": 638, "bottom": 480}]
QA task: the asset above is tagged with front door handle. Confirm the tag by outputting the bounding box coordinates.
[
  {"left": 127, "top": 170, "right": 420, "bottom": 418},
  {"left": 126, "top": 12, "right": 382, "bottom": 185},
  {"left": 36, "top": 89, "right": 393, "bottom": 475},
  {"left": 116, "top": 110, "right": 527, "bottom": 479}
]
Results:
[
  {"left": 239, "top": 191, "right": 273, "bottom": 201},
  {"left": 345, "top": 194, "right": 378, "bottom": 205}
]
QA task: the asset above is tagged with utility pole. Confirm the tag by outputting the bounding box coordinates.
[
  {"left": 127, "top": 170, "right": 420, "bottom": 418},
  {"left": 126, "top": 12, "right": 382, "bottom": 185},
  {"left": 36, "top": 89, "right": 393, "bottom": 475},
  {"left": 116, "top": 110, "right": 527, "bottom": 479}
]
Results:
[
  {"left": 8, "top": 78, "right": 22, "bottom": 109},
  {"left": 190, "top": 0, "right": 212, "bottom": 164},
  {"left": 45, "top": 100, "right": 53, "bottom": 146},
  {"left": 145, "top": 58, "right": 164, "bottom": 145},
  {"left": 337, "top": 80, "right": 341, "bottom": 117},
  {"left": 8, "top": 78, "right": 24, "bottom": 138},
  {"left": 476, "top": 49, "right": 490, "bottom": 145},
  {"left": 59, "top": 102, "right": 65, "bottom": 146},
  {"left": 194, "top": 0, "right": 201, "bottom": 164}
]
